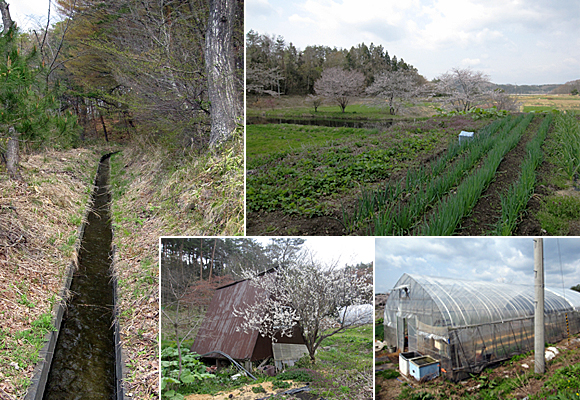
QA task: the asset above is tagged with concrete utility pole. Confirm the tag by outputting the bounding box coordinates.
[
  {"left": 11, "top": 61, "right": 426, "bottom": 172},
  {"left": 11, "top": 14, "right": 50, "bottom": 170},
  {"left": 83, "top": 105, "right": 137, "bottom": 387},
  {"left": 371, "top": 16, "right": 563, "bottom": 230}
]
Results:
[{"left": 534, "top": 238, "right": 545, "bottom": 374}]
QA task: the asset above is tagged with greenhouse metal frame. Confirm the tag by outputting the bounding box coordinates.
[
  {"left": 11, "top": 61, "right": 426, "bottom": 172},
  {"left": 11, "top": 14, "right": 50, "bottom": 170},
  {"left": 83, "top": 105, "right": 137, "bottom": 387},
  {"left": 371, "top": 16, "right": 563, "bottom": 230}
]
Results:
[{"left": 384, "top": 274, "right": 580, "bottom": 380}]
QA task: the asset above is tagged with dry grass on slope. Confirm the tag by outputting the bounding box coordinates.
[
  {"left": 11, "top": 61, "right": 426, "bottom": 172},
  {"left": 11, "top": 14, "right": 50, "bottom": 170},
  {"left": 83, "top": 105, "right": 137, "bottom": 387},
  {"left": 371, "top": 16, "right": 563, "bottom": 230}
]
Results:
[
  {"left": 109, "top": 134, "right": 244, "bottom": 399},
  {"left": 0, "top": 148, "right": 101, "bottom": 399}
]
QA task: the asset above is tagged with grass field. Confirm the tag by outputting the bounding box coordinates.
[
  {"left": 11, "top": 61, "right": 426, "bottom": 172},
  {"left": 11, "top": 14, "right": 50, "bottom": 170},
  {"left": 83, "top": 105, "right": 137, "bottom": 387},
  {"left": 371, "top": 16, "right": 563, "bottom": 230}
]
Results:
[
  {"left": 248, "top": 94, "right": 580, "bottom": 116},
  {"left": 247, "top": 95, "right": 434, "bottom": 120},
  {"left": 517, "top": 94, "right": 580, "bottom": 112},
  {"left": 246, "top": 124, "right": 378, "bottom": 159}
]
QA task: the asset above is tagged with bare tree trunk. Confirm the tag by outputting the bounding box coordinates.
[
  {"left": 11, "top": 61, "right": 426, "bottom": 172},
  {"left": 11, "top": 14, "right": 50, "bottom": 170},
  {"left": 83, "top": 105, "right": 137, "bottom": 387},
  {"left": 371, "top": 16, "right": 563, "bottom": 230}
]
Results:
[
  {"left": 6, "top": 127, "right": 21, "bottom": 180},
  {"left": 205, "top": 0, "right": 241, "bottom": 148},
  {"left": 0, "top": 0, "right": 14, "bottom": 34},
  {"left": 100, "top": 114, "right": 109, "bottom": 142},
  {"left": 199, "top": 239, "right": 203, "bottom": 281},
  {"left": 209, "top": 238, "right": 217, "bottom": 281}
]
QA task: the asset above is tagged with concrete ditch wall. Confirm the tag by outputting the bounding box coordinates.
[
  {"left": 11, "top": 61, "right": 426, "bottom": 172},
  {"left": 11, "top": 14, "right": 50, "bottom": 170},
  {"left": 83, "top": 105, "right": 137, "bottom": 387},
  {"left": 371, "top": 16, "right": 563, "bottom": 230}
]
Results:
[{"left": 25, "top": 153, "right": 125, "bottom": 400}]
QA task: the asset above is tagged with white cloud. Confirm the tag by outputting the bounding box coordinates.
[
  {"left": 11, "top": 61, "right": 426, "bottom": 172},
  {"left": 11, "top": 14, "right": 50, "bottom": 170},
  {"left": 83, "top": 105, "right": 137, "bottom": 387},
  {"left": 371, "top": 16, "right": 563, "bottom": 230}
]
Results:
[
  {"left": 247, "top": 0, "right": 277, "bottom": 18},
  {"left": 248, "top": 0, "right": 580, "bottom": 83},
  {"left": 288, "top": 14, "right": 315, "bottom": 24},
  {"left": 462, "top": 58, "right": 481, "bottom": 66},
  {"left": 376, "top": 238, "right": 580, "bottom": 293}
]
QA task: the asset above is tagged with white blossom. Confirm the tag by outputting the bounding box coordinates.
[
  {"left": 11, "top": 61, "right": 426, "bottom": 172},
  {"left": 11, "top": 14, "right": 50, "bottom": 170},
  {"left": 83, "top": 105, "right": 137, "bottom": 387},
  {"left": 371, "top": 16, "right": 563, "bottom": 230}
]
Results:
[{"left": 236, "top": 254, "right": 373, "bottom": 362}]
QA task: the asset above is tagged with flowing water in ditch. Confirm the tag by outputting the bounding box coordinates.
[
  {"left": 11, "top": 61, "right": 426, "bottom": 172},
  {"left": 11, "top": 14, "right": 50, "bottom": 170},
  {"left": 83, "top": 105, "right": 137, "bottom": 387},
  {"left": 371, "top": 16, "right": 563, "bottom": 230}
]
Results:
[{"left": 43, "top": 156, "right": 116, "bottom": 399}]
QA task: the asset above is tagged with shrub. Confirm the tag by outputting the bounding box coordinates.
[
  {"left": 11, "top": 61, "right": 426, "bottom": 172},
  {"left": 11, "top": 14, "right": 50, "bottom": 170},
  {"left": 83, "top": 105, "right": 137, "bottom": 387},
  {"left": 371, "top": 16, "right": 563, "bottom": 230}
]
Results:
[
  {"left": 377, "top": 369, "right": 400, "bottom": 379},
  {"left": 276, "top": 369, "right": 314, "bottom": 382},
  {"left": 252, "top": 385, "right": 266, "bottom": 393}
]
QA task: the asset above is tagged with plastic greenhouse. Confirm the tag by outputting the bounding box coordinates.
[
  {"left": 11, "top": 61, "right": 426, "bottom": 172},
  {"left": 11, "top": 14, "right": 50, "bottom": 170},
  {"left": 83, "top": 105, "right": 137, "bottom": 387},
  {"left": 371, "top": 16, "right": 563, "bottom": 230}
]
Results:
[
  {"left": 384, "top": 274, "right": 580, "bottom": 380},
  {"left": 339, "top": 304, "right": 373, "bottom": 325}
]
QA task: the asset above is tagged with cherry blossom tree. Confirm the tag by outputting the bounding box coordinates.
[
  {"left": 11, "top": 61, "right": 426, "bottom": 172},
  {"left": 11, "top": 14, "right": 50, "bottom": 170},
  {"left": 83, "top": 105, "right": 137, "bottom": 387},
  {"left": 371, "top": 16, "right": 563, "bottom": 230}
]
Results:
[
  {"left": 489, "top": 88, "right": 521, "bottom": 111},
  {"left": 366, "top": 70, "right": 426, "bottom": 115},
  {"left": 234, "top": 253, "right": 373, "bottom": 363},
  {"left": 436, "top": 67, "right": 491, "bottom": 112},
  {"left": 314, "top": 67, "right": 365, "bottom": 113},
  {"left": 246, "top": 65, "right": 283, "bottom": 96},
  {"left": 306, "top": 94, "right": 323, "bottom": 112}
]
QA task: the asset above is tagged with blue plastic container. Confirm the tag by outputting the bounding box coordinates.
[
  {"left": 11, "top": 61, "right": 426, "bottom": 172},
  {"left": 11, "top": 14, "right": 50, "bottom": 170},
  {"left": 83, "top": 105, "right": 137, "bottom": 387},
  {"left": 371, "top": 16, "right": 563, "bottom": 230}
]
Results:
[{"left": 409, "top": 356, "right": 440, "bottom": 381}]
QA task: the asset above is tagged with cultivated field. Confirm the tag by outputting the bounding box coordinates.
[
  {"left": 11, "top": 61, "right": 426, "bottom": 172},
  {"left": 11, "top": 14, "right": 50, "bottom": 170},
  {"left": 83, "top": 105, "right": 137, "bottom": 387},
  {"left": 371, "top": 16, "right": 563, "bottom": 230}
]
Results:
[{"left": 247, "top": 97, "right": 580, "bottom": 236}]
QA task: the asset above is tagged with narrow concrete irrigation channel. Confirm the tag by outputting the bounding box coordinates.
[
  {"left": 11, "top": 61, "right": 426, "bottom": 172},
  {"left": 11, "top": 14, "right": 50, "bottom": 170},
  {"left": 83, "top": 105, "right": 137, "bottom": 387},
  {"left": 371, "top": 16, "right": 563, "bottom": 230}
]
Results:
[{"left": 27, "top": 154, "right": 123, "bottom": 399}]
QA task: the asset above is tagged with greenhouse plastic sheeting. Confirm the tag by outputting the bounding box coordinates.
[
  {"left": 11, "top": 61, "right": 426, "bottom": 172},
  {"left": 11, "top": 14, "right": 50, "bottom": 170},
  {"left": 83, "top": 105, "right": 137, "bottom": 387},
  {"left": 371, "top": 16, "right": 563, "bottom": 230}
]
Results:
[
  {"left": 338, "top": 304, "right": 373, "bottom": 325},
  {"left": 384, "top": 274, "right": 580, "bottom": 381}
]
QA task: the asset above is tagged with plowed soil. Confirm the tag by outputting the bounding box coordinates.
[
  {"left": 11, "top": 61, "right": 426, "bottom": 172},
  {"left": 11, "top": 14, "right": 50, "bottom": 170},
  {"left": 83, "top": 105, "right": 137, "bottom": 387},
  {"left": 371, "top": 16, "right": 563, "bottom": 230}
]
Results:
[{"left": 458, "top": 116, "right": 543, "bottom": 235}]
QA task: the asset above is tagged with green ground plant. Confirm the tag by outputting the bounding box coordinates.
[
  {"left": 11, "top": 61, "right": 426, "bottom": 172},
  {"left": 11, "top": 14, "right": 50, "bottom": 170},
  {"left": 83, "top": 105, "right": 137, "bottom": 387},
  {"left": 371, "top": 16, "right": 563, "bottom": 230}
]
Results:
[
  {"left": 0, "top": 312, "right": 56, "bottom": 393},
  {"left": 161, "top": 345, "right": 216, "bottom": 398},
  {"left": 495, "top": 114, "right": 553, "bottom": 235},
  {"left": 348, "top": 116, "right": 512, "bottom": 234},
  {"left": 537, "top": 195, "right": 580, "bottom": 235},
  {"left": 531, "top": 363, "right": 580, "bottom": 400},
  {"left": 160, "top": 325, "right": 372, "bottom": 399},
  {"left": 247, "top": 124, "right": 446, "bottom": 217},
  {"left": 377, "top": 369, "right": 400, "bottom": 379},
  {"left": 419, "top": 113, "right": 534, "bottom": 235},
  {"left": 551, "top": 112, "right": 580, "bottom": 180}
]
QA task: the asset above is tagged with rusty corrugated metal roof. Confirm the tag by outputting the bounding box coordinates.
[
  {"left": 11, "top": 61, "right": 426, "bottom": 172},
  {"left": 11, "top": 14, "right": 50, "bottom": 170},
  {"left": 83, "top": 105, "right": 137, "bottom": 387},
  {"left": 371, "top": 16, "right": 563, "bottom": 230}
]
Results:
[{"left": 191, "top": 279, "right": 265, "bottom": 360}]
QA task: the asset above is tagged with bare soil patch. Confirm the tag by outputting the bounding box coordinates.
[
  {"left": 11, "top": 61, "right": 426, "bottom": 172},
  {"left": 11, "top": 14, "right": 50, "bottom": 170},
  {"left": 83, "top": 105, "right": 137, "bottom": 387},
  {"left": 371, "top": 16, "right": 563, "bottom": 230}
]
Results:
[
  {"left": 185, "top": 381, "right": 305, "bottom": 400},
  {"left": 376, "top": 335, "right": 580, "bottom": 400}
]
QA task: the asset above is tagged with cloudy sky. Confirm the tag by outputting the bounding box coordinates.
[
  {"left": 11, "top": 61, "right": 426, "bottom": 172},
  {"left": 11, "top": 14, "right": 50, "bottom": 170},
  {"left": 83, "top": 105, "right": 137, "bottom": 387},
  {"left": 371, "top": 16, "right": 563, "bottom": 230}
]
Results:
[
  {"left": 254, "top": 237, "right": 374, "bottom": 266},
  {"left": 9, "top": 0, "right": 55, "bottom": 30},
  {"left": 246, "top": 0, "right": 580, "bottom": 84},
  {"left": 375, "top": 237, "right": 580, "bottom": 293}
]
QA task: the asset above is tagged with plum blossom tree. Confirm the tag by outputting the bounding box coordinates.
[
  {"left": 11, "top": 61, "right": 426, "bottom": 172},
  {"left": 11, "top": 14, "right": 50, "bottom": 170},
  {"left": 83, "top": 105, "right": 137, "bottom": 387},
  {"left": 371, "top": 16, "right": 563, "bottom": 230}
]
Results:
[
  {"left": 234, "top": 253, "right": 373, "bottom": 363},
  {"left": 436, "top": 67, "right": 491, "bottom": 112},
  {"left": 314, "top": 67, "right": 364, "bottom": 113},
  {"left": 366, "top": 70, "right": 426, "bottom": 115}
]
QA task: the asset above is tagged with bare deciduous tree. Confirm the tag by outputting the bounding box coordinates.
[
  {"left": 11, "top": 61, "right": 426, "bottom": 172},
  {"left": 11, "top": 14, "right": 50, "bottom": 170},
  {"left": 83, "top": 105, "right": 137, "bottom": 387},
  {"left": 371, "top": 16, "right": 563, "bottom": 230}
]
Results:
[
  {"left": 436, "top": 67, "right": 491, "bottom": 112},
  {"left": 235, "top": 253, "right": 373, "bottom": 363},
  {"left": 366, "top": 70, "right": 426, "bottom": 115},
  {"left": 161, "top": 254, "right": 209, "bottom": 380},
  {"left": 314, "top": 67, "right": 365, "bottom": 113}
]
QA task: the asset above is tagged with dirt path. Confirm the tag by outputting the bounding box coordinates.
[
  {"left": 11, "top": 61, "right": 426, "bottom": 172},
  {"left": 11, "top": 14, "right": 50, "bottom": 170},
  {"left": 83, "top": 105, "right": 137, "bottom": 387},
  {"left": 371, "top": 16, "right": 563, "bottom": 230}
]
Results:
[
  {"left": 457, "top": 115, "right": 544, "bottom": 235},
  {"left": 185, "top": 381, "right": 305, "bottom": 400}
]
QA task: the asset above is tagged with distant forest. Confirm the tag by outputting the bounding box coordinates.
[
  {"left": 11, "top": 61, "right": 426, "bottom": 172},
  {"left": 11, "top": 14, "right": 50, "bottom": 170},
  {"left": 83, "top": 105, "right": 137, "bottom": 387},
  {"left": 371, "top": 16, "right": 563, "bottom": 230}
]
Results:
[
  {"left": 493, "top": 79, "right": 580, "bottom": 95},
  {"left": 160, "top": 238, "right": 372, "bottom": 304},
  {"left": 246, "top": 30, "right": 417, "bottom": 96},
  {"left": 247, "top": 31, "right": 579, "bottom": 98}
]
